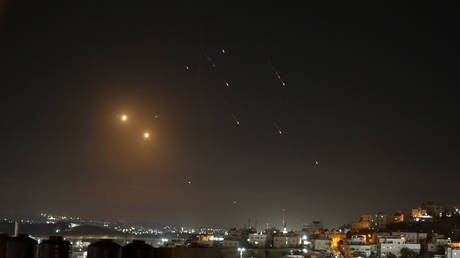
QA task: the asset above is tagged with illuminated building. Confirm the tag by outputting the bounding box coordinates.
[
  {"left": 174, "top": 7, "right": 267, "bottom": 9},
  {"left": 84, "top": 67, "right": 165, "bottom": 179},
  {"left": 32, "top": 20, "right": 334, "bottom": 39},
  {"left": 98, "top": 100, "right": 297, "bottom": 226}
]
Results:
[
  {"left": 377, "top": 235, "right": 404, "bottom": 256},
  {"left": 328, "top": 232, "right": 346, "bottom": 250},
  {"left": 412, "top": 208, "right": 428, "bottom": 217},
  {"left": 387, "top": 212, "right": 405, "bottom": 224},
  {"left": 248, "top": 233, "right": 267, "bottom": 248},
  {"left": 452, "top": 206, "right": 460, "bottom": 216},
  {"left": 428, "top": 238, "right": 451, "bottom": 253},
  {"left": 347, "top": 235, "right": 365, "bottom": 245},
  {"left": 198, "top": 235, "right": 212, "bottom": 241},
  {"left": 352, "top": 213, "right": 388, "bottom": 232},
  {"left": 422, "top": 201, "right": 442, "bottom": 217},
  {"left": 368, "top": 232, "right": 390, "bottom": 244},
  {"left": 411, "top": 208, "right": 432, "bottom": 221},
  {"left": 220, "top": 239, "right": 241, "bottom": 248},
  {"left": 391, "top": 232, "right": 427, "bottom": 244},
  {"left": 376, "top": 236, "right": 420, "bottom": 257},
  {"left": 312, "top": 239, "right": 330, "bottom": 251},
  {"left": 368, "top": 213, "right": 388, "bottom": 231},
  {"left": 273, "top": 233, "right": 301, "bottom": 248},
  {"left": 351, "top": 218, "right": 370, "bottom": 232}
]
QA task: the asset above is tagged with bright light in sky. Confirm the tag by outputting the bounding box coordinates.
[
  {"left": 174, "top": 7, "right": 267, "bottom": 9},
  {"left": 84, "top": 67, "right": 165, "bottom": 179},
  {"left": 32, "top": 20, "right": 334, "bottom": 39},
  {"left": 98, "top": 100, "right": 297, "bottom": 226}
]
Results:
[
  {"left": 144, "top": 132, "right": 150, "bottom": 139},
  {"left": 121, "top": 114, "right": 127, "bottom": 121}
]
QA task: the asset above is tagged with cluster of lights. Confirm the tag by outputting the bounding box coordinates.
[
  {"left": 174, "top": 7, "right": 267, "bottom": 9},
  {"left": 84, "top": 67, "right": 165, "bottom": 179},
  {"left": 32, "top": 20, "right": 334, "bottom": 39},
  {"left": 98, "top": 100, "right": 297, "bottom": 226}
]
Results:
[
  {"left": 41, "top": 213, "right": 81, "bottom": 222},
  {"left": 160, "top": 226, "right": 225, "bottom": 236},
  {"left": 209, "top": 236, "right": 224, "bottom": 241},
  {"left": 16, "top": 213, "right": 229, "bottom": 240},
  {"left": 237, "top": 247, "right": 246, "bottom": 258},
  {"left": 6, "top": 219, "right": 34, "bottom": 224},
  {"left": 43, "top": 213, "right": 158, "bottom": 235},
  {"left": 179, "top": 227, "right": 196, "bottom": 234},
  {"left": 120, "top": 114, "right": 151, "bottom": 140},
  {"left": 112, "top": 224, "right": 156, "bottom": 235}
]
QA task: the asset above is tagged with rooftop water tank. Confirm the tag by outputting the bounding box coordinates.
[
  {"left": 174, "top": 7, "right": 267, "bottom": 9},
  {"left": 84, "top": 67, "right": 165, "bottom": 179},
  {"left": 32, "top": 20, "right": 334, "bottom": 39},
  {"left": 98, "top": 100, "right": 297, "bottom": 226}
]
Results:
[
  {"left": 6, "top": 234, "right": 37, "bottom": 258},
  {"left": 122, "top": 240, "right": 154, "bottom": 258},
  {"left": 0, "top": 233, "right": 9, "bottom": 258},
  {"left": 88, "top": 239, "right": 122, "bottom": 258},
  {"left": 38, "top": 236, "right": 70, "bottom": 258}
]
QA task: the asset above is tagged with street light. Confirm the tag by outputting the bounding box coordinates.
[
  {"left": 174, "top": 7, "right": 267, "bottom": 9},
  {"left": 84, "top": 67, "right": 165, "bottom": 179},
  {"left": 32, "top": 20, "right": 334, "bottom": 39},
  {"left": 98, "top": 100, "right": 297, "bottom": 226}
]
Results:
[{"left": 237, "top": 247, "right": 246, "bottom": 258}]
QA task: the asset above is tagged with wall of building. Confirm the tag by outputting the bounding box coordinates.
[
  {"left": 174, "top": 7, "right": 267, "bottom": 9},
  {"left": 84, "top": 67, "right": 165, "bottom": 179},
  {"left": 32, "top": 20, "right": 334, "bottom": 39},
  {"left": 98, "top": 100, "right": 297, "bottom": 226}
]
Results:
[
  {"left": 273, "top": 236, "right": 300, "bottom": 248},
  {"left": 446, "top": 248, "right": 460, "bottom": 258},
  {"left": 404, "top": 243, "right": 421, "bottom": 254},
  {"left": 312, "top": 239, "right": 330, "bottom": 251},
  {"left": 343, "top": 244, "right": 376, "bottom": 257},
  {"left": 249, "top": 234, "right": 267, "bottom": 248},
  {"left": 351, "top": 221, "right": 370, "bottom": 231},
  {"left": 221, "top": 240, "right": 240, "bottom": 248},
  {"left": 157, "top": 248, "right": 309, "bottom": 258}
]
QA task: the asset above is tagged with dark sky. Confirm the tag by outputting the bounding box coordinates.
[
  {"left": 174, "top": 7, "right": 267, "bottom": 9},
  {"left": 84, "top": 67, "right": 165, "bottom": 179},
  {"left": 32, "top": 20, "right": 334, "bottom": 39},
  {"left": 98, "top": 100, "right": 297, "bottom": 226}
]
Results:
[{"left": 1, "top": 3, "right": 459, "bottom": 229}]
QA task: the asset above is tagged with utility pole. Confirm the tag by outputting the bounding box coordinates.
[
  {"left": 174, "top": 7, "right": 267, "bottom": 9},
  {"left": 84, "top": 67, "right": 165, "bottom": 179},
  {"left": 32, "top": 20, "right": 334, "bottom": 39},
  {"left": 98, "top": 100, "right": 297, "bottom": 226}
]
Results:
[{"left": 282, "top": 209, "right": 287, "bottom": 234}]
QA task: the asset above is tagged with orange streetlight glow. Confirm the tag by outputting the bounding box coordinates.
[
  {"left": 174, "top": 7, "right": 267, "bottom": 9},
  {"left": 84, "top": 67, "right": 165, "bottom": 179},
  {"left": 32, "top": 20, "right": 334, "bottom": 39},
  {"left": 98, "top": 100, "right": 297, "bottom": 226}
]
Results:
[
  {"left": 121, "top": 114, "right": 128, "bottom": 121},
  {"left": 144, "top": 132, "right": 150, "bottom": 139}
]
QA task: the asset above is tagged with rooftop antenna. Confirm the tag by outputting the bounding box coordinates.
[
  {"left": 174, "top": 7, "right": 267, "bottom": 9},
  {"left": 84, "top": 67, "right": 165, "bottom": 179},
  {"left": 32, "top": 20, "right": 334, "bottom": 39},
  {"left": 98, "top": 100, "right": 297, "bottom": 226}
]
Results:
[{"left": 282, "top": 209, "right": 287, "bottom": 234}]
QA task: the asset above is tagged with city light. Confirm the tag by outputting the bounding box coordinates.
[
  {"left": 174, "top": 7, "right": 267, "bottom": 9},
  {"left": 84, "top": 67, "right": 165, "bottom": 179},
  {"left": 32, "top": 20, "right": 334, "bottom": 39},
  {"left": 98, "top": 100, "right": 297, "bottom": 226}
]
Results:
[
  {"left": 3, "top": 6, "right": 457, "bottom": 258},
  {"left": 237, "top": 247, "right": 246, "bottom": 258}
]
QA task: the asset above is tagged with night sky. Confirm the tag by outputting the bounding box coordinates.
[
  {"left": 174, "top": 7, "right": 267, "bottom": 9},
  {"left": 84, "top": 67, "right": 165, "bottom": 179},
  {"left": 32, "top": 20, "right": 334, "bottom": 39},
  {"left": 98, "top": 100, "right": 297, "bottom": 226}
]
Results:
[{"left": 1, "top": 3, "right": 459, "bottom": 229}]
